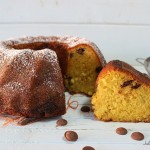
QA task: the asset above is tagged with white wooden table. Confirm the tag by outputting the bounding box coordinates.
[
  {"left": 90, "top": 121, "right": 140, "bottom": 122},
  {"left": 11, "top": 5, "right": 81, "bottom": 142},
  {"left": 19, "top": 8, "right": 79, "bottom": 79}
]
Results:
[{"left": 0, "top": 66, "right": 149, "bottom": 150}]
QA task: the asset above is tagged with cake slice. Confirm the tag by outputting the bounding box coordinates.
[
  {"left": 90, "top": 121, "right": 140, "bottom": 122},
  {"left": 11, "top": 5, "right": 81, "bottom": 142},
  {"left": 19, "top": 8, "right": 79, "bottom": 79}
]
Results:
[{"left": 91, "top": 60, "right": 150, "bottom": 122}]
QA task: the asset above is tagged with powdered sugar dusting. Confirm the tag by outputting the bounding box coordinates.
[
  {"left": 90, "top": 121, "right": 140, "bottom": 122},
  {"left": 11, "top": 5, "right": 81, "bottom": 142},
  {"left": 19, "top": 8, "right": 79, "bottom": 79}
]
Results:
[
  {"left": 3, "top": 81, "right": 25, "bottom": 91},
  {"left": 0, "top": 46, "right": 61, "bottom": 93},
  {"left": 0, "top": 36, "right": 105, "bottom": 67},
  {"left": 33, "top": 49, "right": 63, "bottom": 92},
  {"left": 33, "top": 48, "right": 57, "bottom": 64}
]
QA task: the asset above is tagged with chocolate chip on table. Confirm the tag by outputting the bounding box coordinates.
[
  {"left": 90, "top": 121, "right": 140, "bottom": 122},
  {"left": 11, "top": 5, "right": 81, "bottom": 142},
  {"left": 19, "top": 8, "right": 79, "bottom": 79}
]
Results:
[
  {"left": 82, "top": 146, "right": 95, "bottom": 150},
  {"left": 56, "top": 119, "right": 67, "bottom": 127},
  {"left": 131, "top": 132, "right": 144, "bottom": 141},
  {"left": 116, "top": 127, "right": 127, "bottom": 135},
  {"left": 81, "top": 106, "right": 91, "bottom": 112},
  {"left": 76, "top": 48, "right": 85, "bottom": 55},
  {"left": 64, "top": 131, "right": 78, "bottom": 141},
  {"left": 121, "top": 80, "right": 134, "bottom": 88}
]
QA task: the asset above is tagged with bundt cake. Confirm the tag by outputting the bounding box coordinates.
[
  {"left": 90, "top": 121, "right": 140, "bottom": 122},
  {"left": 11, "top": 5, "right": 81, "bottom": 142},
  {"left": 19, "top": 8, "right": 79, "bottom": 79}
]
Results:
[
  {"left": 0, "top": 36, "right": 106, "bottom": 119},
  {"left": 91, "top": 60, "right": 150, "bottom": 122}
]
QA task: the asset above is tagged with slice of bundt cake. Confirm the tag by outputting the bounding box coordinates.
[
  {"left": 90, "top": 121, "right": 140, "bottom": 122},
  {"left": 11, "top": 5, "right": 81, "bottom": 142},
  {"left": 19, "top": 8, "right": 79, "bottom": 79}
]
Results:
[
  {"left": 91, "top": 60, "right": 150, "bottom": 122},
  {"left": 0, "top": 48, "right": 66, "bottom": 118}
]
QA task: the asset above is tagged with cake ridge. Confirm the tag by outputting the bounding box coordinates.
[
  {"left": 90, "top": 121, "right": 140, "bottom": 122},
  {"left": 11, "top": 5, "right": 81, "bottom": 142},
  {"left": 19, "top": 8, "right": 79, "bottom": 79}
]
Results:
[{"left": 97, "top": 60, "right": 150, "bottom": 87}]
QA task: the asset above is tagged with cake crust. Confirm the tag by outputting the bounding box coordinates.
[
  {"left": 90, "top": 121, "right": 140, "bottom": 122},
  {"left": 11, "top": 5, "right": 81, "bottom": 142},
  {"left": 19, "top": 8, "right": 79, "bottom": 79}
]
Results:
[{"left": 97, "top": 60, "right": 150, "bottom": 87}]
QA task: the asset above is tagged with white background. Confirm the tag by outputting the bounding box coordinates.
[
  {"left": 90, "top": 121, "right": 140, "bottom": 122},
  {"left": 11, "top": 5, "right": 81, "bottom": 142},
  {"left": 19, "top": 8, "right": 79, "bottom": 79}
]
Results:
[{"left": 0, "top": 0, "right": 150, "bottom": 65}]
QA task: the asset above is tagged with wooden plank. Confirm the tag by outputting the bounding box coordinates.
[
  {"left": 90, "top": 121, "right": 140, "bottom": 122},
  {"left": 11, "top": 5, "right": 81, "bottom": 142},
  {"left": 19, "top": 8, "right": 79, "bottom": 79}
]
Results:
[
  {"left": 0, "top": 0, "right": 150, "bottom": 25},
  {"left": 0, "top": 24, "right": 149, "bottom": 65}
]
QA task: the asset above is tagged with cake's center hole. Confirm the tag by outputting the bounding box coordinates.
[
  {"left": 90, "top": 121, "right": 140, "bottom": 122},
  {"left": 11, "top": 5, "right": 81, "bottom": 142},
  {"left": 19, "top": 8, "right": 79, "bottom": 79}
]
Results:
[{"left": 12, "top": 42, "right": 51, "bottom": 50}]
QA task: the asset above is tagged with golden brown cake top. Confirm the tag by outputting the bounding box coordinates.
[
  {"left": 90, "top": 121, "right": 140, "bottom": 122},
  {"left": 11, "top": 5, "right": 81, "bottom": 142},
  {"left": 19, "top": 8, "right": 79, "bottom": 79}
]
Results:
[{"left": 97, "top": 60, "right": 150, "bottom": 86}]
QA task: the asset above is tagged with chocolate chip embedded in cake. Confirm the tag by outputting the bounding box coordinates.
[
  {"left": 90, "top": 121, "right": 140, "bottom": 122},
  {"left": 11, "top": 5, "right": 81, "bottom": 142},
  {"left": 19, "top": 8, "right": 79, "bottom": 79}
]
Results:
[
  {"left": 64, "top": 76, "right": 73, "bottom": 86},
  {"left": 131, "top": 83, "right": 141, "bottom": 89},
  {"left": 121, "top": 80, "right": 134, "bottom": 88},
  {"left": 76, "top": 48, "right": 85, "bottom": 55},
  {"left": 95, "top": 66, "right": 102, "bottom": 73},
  {"left": 69, "top": 52, "right": 74, "bottom": 58}
]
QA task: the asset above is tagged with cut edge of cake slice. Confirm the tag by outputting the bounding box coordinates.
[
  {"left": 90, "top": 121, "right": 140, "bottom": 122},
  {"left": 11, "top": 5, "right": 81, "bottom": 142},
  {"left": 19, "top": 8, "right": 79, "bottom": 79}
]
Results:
[{"left": 91, "top": 60, "right": 150, "bottom": 122}]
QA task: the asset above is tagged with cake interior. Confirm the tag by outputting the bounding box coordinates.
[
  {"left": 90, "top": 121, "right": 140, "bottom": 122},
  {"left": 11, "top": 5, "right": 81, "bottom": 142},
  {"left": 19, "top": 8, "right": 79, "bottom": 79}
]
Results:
[
  {"left": 92, "top": 70, "right": 150, "bottom": 122},
  {"left": 12, "top": 42, "right": 101, "bottom": 96},
  {"left": 65, "top": 45, "right": 101, "bottom": 95}
]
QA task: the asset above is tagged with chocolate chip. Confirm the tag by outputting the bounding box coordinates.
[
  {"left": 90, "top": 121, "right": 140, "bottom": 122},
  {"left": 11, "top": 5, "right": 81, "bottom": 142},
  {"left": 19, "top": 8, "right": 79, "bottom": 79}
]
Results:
[
  {"left": 64, "top": 131, "right": 78, "bottom": 141},
  {"left": 17, "top": 117, "right": 40, "bottom": 126},
  {"left": 70, "top": 53, "right": 74, "bottom": 58},
  {"left": 65, "top": 76, "right": 73, "bottom": 86},
  {"left": 95, "top": 66, "right": 102, "bottom": 73},
  {"left": 81, "top": 106, "right": 91, "bottom": 112},
  {"left": 131, "top": 83, "right": 141, "bottom": 89},
  {"left": 82, "top": 146, "right": 95, "bottom": 150},
  {"left": 116, "top": 127, "right": 127, "bottom": 135},
  {"left": 131, "top": 132, "right": 144, "bottom": 141},
  {"left": 76, "top": 48, "right": 85, "bottom": 55},
  {"left": 56, "top": 119, "right": 67, "bottom": 127},
  {"left": 121, "top": 80, "right": 134, "bottom": 88}
]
